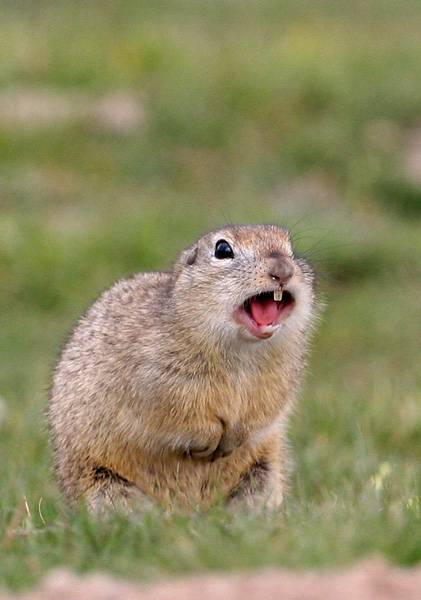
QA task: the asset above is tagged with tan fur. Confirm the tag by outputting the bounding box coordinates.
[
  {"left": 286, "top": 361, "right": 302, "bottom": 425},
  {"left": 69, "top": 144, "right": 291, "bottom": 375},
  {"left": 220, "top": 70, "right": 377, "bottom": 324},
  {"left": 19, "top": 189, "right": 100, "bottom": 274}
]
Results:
[{"left": 48, "top": 224, "right": 316, "bottom": 512}]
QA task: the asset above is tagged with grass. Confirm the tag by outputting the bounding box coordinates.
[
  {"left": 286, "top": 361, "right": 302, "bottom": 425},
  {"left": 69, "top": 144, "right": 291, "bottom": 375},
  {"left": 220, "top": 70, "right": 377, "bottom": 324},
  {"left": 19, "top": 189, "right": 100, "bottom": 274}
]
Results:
[{"left": 0, "top": 0, "right": 421, "bottom": 592}]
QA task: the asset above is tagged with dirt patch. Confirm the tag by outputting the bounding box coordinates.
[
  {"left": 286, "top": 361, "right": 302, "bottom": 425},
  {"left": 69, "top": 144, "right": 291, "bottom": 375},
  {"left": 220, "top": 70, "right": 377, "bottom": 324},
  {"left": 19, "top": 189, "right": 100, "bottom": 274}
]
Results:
[
  {"left": 404, "top": 125, "right": 421, "bottom": 184},
  {"left": 1, "top": 558, "right": 421, "bottom": 600},
  {"left": 0, "top": 86, "right": 145, "bottom": 132}
]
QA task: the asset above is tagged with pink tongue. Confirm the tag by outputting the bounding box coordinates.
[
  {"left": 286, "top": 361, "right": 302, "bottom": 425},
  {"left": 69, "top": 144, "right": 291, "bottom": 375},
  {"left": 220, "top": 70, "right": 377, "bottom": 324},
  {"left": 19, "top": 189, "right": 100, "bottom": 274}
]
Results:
[{"left": 250, "top": 297, "right": 278, "bottom": 326}]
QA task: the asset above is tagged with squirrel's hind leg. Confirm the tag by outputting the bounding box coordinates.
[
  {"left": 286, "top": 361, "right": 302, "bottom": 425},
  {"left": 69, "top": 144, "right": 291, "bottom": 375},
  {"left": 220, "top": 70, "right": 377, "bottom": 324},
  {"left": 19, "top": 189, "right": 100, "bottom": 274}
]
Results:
[
  {"left": 85, "top": 466, "right": 150, "bottom": 514},
  {"left": 226, "top": 456, "right": 285, "bottom": 510}
]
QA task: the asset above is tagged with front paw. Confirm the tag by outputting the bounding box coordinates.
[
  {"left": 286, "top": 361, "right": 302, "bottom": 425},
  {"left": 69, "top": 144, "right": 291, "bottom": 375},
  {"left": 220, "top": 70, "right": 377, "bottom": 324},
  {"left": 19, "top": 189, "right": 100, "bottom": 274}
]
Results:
[
  {"left": 209, "top": 439, "right": 241, "bottom": 461},
  {"left": 187, "top": 432, "right": 246, "bottom": 462},
  {"left": 181, "top": 420, "right": 247, "bottom": 461},
  {"left": 210, "top": 424, "right": 248, "bottom": 461},
  {"left": 183, "top": 442, "right": 219, "bottom": 460},
  {"left": 183, "top": 441, "right": 234, "bottom": 461},
  {"left": 181, "top": 420, "right": 224, "bottom": 460}
]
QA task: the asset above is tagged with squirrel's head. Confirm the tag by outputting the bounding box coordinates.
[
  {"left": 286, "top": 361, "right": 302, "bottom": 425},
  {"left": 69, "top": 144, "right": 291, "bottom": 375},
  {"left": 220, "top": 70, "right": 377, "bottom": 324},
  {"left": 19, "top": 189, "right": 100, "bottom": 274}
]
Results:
[{"left": 171, "top": 224, "right": 315, "bottom": 346}]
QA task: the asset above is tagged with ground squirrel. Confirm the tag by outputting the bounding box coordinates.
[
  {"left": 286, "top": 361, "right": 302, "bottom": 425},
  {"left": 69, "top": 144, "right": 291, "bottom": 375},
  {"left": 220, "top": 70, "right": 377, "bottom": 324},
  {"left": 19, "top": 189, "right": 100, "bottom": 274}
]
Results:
[{"left": 48, "top": 224, "right": 316, "bottom": 512}]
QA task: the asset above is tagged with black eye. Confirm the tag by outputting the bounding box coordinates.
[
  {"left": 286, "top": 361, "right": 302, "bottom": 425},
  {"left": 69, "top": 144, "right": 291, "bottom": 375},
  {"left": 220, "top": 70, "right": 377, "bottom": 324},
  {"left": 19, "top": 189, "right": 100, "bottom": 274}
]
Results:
[{"left": 214, "top": 239, "right": 234, "bottom": 259}]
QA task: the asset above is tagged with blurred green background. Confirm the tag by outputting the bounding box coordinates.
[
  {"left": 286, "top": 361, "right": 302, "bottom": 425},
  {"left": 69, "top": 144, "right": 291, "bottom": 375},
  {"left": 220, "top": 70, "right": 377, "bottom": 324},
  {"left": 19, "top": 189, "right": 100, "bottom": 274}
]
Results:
[{"left": 0, "top": 0, "right": 420, "bottom": 591}]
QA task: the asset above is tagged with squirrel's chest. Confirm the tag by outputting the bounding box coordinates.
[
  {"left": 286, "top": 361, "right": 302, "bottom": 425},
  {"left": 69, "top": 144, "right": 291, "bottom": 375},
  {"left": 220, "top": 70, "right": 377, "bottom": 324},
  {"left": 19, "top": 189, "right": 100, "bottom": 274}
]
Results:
[
  {"left": 185, "top": 363, "right": 287, "bottom": 426},
  {"left": 146, "top": 349, "right": 290, "bottom": 427}
]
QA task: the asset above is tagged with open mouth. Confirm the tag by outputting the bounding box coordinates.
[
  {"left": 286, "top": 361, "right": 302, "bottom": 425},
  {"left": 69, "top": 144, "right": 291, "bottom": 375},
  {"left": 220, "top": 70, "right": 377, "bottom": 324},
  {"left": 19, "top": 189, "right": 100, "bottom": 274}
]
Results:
[{"left": 234, "top": 289, "right": 295, "bottom": 339}]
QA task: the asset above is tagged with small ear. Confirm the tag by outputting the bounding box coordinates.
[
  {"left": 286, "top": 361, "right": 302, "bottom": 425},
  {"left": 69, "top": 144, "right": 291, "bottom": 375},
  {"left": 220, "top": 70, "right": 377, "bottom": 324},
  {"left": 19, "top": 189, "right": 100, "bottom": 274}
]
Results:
[{"left": 185, "top": 245, "right": 198, "bottom": 266}]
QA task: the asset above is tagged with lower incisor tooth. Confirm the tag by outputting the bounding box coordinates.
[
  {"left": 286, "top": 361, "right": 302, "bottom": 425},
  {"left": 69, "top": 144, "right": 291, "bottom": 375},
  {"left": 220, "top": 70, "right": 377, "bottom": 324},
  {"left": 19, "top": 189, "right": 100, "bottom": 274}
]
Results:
[{"left": 274, "top": 289, "right": 283, "bottom": 301}]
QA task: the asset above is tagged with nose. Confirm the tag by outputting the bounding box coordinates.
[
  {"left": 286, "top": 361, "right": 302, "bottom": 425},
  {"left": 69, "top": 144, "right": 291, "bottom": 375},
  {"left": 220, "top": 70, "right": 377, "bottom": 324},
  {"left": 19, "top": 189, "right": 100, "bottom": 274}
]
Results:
[{"left": 268, "top": 253, "right": 294, "bottom": 285}]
